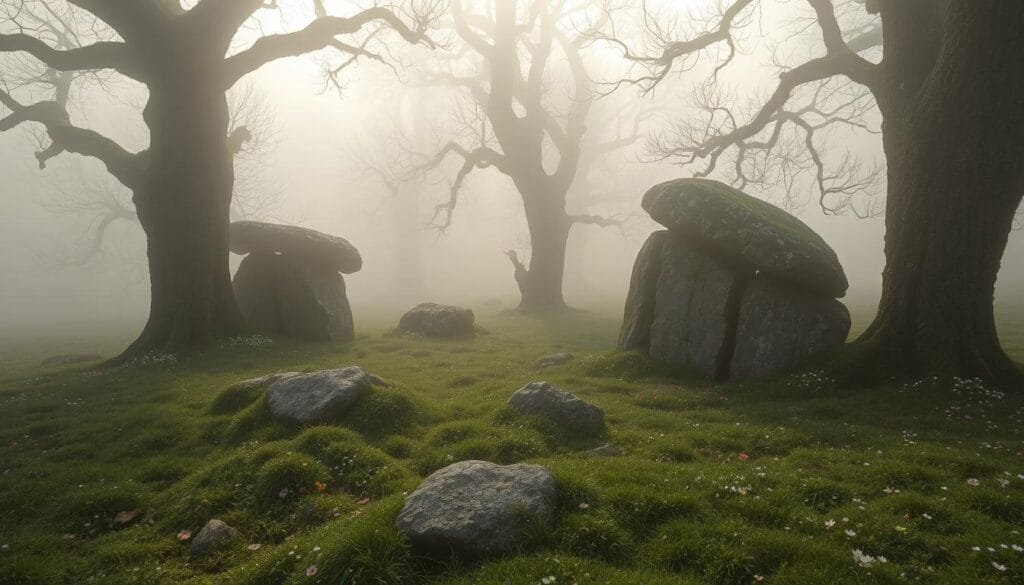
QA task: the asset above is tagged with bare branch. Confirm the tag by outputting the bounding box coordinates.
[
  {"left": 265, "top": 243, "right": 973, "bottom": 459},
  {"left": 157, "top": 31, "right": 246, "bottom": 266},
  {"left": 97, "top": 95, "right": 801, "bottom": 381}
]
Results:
[
  {"left": 0, "top": 88, "right": 143, "bottom": 187},
  {"left": 0, "top": 34, "right": 141, "bottom": 80},
  {"left": 223, "top": 6, "right": 435, "bottom": 86}
]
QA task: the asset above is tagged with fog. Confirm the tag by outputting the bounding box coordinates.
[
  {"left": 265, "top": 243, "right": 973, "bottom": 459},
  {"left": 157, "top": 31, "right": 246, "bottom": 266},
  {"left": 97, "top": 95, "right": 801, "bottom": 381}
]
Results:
[{"left": 2, "top": 0, "right": 1022, "bottom": 339}]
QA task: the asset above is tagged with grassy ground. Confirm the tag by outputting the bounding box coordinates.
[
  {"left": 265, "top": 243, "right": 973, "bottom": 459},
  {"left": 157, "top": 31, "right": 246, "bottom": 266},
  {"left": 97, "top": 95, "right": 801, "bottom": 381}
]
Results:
[{"left": 1, "top": 308, "right": 1022, "bottom": 585}]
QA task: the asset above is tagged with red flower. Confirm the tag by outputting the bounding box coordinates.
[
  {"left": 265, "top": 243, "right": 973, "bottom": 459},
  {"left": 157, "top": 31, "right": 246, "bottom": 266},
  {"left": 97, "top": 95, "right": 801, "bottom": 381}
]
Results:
[{"left": 738, "top": 452, "right": 749, "bottom": 462}]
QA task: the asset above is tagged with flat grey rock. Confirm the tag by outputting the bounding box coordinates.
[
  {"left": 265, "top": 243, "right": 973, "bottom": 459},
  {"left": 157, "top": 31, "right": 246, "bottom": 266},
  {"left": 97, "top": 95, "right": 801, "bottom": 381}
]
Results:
[
  {"left": 230, "top": 221, "right": 362, "bottom": 274},
  {"left": 508, "top": 382, "right": 604, "bottom": 435},
  {"left": 536, "top": 352, "right": 575, "bottom": 369},
  {"left": 395, "top": 460, "right": 555, "bottom": 555},
  {"left": 643, "top": 179, "right": 848, "bottom": 297},
  {"left": 233, "top": 252, "right": 354, "bottom": 342},
  {"left": 265, "top": 366, "right": 371, "bottom": 424},
  {"left": 730, "top": 278, "right": 850, "bottom": 380},
  {"left": 397, "top": 303, "right": 475, "bottom": 338},
  {"left": 189, "top": 519, "right": 239, "bottom": 557}
]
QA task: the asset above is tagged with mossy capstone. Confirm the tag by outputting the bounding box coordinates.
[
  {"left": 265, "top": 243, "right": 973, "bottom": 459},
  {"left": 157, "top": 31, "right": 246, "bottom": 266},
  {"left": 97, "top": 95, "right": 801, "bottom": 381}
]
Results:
[
  {"left": 642, "top": 178, "right": 848, "bottom": 297},
  {"left": 229, "top": 220, "right": 362, "bottom": 274}
]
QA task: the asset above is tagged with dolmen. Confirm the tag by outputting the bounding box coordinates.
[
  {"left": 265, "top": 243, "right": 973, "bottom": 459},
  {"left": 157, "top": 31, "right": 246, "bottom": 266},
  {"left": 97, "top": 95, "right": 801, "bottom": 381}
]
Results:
[
  {"left": 230, "top": 221, "right": 361, "bottom": 342},
  {"left": 619, "top": 178, "right": 851, "bottom": 381}
]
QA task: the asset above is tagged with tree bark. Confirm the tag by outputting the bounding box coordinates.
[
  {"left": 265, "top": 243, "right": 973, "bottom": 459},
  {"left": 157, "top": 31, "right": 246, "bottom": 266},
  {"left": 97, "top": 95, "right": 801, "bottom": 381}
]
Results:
[
  {"left": 852, "top": 1, "right": 1024, "bottom": 388},
  {"left": 120, "top": 68, "right": 246, "bottom": 358},
  {"left": 515, "top": 190, "right": 571, "bottom": 311}
]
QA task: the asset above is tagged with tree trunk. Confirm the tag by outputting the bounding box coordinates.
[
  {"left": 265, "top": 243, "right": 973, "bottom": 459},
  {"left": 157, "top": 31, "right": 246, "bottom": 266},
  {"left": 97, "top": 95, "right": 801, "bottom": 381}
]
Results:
[
  {"left": 120, "top": 75, "right": 246, "bottom": 358},
  {"left": 852, "top": 1, "right": 1024, "bottom": 389},
  {"left": 515, "top": 191, "right": 571, "bottom": 311}
]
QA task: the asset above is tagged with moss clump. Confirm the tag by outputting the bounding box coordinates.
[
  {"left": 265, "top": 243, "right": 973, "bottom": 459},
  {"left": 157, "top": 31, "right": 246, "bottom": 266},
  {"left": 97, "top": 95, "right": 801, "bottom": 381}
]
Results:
[
  {"left": 210, "top": 379, "right": 265, "bottom": 415},
  {"left": 254, "top": 453, "right": 330, "bottom": 510},
  {"left": 293, "top": 427, "right": 413, "bottom": 497}
]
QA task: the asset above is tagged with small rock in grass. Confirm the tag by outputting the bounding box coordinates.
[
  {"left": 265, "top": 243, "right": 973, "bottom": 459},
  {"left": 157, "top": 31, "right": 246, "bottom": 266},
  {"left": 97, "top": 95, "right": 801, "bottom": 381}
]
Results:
[
  {"left": 397, "top": 303, "right": 475, "bottom": 338},
  {"left": 396, "top": 460, "right": 555, "bottom": 555},
  {"left": 508, "top": 382, "right": 604, "bottom": 435},
  {"left": 112, "top": 509, "right": 144, "bottom": 528},
  {"left": 265, "top": 366, "right": 372, "bottom": 424},
  {"left": 536, "top": 352, "right": 575, "bottom": 369},
  {"left": 585, "top": 443, "right": 623, "bottom": 457},
  {"left": 189, "top": 519, "right": 240, "bottom": 557}
]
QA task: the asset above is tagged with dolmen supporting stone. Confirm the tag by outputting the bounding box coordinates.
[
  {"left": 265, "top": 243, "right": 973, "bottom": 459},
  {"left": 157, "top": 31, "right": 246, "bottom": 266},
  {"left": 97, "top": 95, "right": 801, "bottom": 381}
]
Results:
[
  {"left": 620, "top": 179, "right": 850, "bottom": 381},
  {"left": 230, "top": 221, "right": 361, "bottom": 342},
  {"left": 395, "top": 460, "right": 556, "bottom": 555},
  {"left": 238, "top": 366, "right": 373, "bottom": 424},
  {"left": 397, "top": 303, "right": 475, "bottom": 338},
  {"left": 508, "top": 382, "right": 605, "bottom": 435}
]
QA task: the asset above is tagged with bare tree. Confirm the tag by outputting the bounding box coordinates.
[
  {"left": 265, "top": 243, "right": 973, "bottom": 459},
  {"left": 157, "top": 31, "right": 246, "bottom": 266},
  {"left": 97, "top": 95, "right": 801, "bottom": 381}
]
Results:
[
  {"left": 615, "top": 0, "right": 1024, "bottom": 388},
  {"left": 0, "top": 0, "right": 437, "bottom": 359},
  {"left": 413, "top": 0, "right": 625, "bottom": 311}
]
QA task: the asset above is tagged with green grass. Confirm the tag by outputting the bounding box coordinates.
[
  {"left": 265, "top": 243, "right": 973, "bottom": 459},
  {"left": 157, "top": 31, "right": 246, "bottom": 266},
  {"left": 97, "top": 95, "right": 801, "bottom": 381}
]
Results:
[{"left": 0, "top": 308, "right": 1022, "bottom": 584}]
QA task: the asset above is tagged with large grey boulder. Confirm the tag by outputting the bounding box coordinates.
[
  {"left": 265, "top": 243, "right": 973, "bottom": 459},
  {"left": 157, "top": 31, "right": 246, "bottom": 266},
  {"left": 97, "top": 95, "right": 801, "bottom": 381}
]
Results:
[
  {"left": 730, "top": 278, "right": 850, "bottom": 380},
  {"left": 265, "top": 366, "right": 372, "bottom": 424},
  {"left": 230, "top": 221, "right": 362, "bottom": 274},
  {"left": 643, "top": 179, "right": 848, "bottom": 297},
  {"left": 397, "top": 303, "right": 475, "bottom": 338},
  {"left": 508, "top": 382, "right": 605, "bottom": 435},
  {"left": 189, "top": 519, "right": 240, "bottom": 557},
  {"left": 647, "top": 233, "right": 747, "bottom": 378},
  {"left": 233, "top": 252, "right": 354, "bottom": 342},
  {"left": 395, "top": 460, "right": 556, "bottom": 555}
]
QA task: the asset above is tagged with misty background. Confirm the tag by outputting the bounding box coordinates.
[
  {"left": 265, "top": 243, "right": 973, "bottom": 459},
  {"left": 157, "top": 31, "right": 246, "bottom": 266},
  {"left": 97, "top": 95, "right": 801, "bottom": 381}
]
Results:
[{"left": 2, "top": 1, "right": 1022, "bottom": 338}]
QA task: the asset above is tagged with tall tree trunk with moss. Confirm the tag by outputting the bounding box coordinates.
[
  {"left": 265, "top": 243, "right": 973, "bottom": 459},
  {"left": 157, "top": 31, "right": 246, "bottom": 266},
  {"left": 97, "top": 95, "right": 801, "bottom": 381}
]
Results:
[
  {"left": 851, "top": 1, "right": 1024, "bottom": 388},
  {"left": 127, "top": 54, "right": 246, "bottom": 356}
]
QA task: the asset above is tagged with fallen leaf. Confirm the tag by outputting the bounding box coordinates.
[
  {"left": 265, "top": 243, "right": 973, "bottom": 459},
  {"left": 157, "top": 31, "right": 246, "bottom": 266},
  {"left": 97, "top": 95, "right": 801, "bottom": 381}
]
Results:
[{"left": 356, "top": 497, "right": 371, "bottom": 505}]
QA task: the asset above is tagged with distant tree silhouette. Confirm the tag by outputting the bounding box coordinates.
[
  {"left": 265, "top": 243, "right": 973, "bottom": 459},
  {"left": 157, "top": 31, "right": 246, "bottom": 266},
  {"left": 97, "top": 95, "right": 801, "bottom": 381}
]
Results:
[{"left": 415, "top": 0, "right": 634, "bottom": 311}]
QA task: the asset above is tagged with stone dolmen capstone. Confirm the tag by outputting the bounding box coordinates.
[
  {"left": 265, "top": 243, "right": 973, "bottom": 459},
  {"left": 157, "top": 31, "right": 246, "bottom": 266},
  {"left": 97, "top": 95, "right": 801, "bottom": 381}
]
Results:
[
  {"left": 230, "top": 221, "right": 361, "bottom": 342},
  {"left": 620, "top": 179, "right": 850, "bottom": 381},
  {"left": 395, "top": 460, "right": 556, "bottom": 555},
  {"left": 397, "top": 303, "right": 475, "bottom": 338},
  {"left": 508, "top": 382, "right": 604, "bottom": 435}
]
